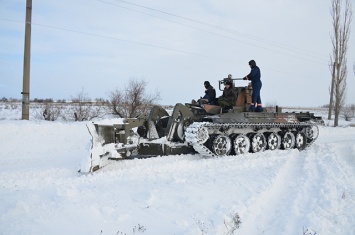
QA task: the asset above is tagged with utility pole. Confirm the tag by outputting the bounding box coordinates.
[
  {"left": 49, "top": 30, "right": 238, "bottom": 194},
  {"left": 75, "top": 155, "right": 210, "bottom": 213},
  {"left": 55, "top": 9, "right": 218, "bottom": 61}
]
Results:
[{"left": 22, "top": 0, "right": 32, "bottom": 120}]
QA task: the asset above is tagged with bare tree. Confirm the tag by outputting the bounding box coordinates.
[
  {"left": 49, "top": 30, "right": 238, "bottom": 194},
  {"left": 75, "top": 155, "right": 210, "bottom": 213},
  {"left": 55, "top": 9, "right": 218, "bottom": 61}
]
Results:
[
  {"left": 32, "top": 102, "right": 62, "bottom": 121},
  {"left": 342, "top": 103, "right": 355, "bottom": 121},
  {"left": 107, "top": 78, "right": 161, "bottom": 118},
  {"left": 64, "top": 88, "right": 106, "bottom": 121},
  {"left": 328, "top": 0, "right": 352, "bottom": 126},
  {"left": 42, "top": 104, "right": 61, "bottom": 121}
]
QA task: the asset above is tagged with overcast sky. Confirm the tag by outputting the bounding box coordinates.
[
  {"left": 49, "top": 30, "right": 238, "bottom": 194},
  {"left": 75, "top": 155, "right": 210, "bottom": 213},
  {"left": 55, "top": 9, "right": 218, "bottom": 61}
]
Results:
[{"left": 1, "top": 0, "right": 354, "bottom": 107}]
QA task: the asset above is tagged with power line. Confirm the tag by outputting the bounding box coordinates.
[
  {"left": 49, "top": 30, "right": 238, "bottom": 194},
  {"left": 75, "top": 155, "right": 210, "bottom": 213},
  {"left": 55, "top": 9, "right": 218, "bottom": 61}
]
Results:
[
  {"left": 100, "top": 0, "right": 329, "bottom": 61},
  {"left": 0, "top": 18, "right": 234, "bottom": 63},
  {"left": 1, "top": 18, "right": 327, "bottom": 81},
  {"left": 95, "top": 1, "right": 328, "bottom": 66}
]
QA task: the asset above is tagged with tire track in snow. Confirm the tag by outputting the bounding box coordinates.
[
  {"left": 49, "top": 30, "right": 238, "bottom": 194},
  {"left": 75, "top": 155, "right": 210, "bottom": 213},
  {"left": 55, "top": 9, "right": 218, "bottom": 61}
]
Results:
[
  {"left": 298, "top": 142, "right": 355, "bottom": 234},
  {"left": 235, "top": 141, "right": 355, "bottom": 235},
  {"left": 237, "top": 149, "right": 307, "bottom": 235},
  {"left": 283, "top": 146, "right": 326, "bottom": 234}
]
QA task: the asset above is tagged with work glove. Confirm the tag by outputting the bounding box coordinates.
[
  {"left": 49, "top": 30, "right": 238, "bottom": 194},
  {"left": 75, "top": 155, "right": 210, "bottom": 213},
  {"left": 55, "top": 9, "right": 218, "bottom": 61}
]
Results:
[{"left": 243, "top": 77, "right": 247, "bottom": 80}]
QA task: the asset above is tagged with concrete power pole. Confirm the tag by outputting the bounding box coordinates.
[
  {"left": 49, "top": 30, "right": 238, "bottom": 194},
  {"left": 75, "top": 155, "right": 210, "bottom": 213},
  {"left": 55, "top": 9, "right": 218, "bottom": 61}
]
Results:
[{"left": 22, "top": 0, "right": 32, "bottom": 120}]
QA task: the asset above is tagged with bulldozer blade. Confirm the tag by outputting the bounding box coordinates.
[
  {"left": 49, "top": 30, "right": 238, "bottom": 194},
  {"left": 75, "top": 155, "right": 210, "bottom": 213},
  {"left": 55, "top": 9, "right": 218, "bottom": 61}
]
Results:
[{"left": 80, "top": 123, "right": 120, "bottom": 173}]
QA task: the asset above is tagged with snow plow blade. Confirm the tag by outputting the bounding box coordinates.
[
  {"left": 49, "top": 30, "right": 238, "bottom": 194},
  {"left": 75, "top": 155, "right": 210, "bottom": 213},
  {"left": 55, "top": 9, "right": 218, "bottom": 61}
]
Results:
[
  {"left": 81, "top": 120, "right": 145, "bottom": 173},
  {"left": 80, "top": 123, "right": 125, "bottom": 173},
  {"left": 79, "top": 104, "right": 196, "bottom": 173}
]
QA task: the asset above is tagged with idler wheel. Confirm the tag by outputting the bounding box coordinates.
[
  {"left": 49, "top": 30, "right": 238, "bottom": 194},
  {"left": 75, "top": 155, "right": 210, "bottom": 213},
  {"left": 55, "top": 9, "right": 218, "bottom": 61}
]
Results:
[
  {"left": 267, "top": 132, "right": 281, "bottom": 150},
  {"left": 305, "top": 124, "right": 319, "bottom": 141},
  {"left": 281, "top": 131, "right": 295, "bottom": 149},
  {"left": 233, "top": 134, "right": 251, "bottom": 155},
  {"left": 251, "top": 133, "right": 267, "bottom": 153},
  {"left": 211, "top": 134, "right": 232, "bottom": 156},
  {"left": 295, "top": 132, "right": 307, "bottom": 150},
  {"left": 196, "top": 126, "right": 209, "bottom": 144}
]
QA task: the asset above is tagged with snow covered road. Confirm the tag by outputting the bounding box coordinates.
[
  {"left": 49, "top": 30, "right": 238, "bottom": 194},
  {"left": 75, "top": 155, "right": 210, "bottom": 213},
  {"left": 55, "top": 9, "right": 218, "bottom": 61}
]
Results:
[{"left": 0, "top": 120, "right": 354, "bottom": 235}]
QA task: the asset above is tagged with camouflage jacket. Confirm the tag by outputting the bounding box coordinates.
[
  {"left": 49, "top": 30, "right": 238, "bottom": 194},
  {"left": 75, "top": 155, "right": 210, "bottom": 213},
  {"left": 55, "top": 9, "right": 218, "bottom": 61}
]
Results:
[{"left": 222, "top": 87, "right": 237, "bottom": 102}]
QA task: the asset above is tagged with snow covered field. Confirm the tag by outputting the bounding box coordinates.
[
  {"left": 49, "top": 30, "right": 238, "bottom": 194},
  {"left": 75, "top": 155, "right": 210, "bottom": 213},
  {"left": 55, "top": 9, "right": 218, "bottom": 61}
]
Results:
[{"left": 1, "top": 106, "right": 355, "bottom": 235}]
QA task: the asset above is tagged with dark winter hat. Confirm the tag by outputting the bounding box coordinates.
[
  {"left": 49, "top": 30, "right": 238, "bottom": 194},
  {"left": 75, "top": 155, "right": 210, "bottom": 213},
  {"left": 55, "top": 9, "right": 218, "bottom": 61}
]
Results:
[
  {"left": 248, "top": 60, "right": 256, "bottom": 67},
  {"left": 225, "top": 81, "right": 232, "bottom": 86},
  {"left": 204, "top": 81, "right": 210, "bottom": 86}
]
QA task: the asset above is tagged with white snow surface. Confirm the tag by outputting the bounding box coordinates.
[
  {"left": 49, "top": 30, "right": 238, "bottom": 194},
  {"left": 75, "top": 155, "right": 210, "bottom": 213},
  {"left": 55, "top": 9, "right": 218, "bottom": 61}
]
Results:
[{"left": 1, "top": 111, "right": 355, "bottom": 234}]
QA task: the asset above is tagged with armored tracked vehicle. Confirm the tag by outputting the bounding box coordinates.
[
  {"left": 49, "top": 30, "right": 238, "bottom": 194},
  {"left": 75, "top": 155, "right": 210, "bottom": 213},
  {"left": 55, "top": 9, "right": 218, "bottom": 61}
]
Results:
[{"left": 82, "top": 78, "right": 323, "bottom": 172}]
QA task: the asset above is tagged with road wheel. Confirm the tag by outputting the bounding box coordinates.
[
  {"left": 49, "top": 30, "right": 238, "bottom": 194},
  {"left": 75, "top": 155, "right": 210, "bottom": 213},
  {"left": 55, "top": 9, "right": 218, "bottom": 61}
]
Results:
[
  {"left": 251, "top": 133, "right": 267, "bottom": 153},
  {"left": 282, "top": 131, "right": 295, "bottom": 149},
  {"left": 267, "top": 132, "right": 281, "bottom": 150},
  {"left": 295, "top": 132, "right": 307, "bottom": 150},
  {"left": 211, "top": 134, "right": 232, "bottom": 156},
  {"left": 233, "top": 134, "right": 251, "bottom": 155}
]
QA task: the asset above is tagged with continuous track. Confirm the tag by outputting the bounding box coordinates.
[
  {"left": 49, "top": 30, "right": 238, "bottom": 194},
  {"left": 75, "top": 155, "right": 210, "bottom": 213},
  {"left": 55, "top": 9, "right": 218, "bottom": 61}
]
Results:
[{"left": 185, "top": 121, "right": 319, "bottom": 157}]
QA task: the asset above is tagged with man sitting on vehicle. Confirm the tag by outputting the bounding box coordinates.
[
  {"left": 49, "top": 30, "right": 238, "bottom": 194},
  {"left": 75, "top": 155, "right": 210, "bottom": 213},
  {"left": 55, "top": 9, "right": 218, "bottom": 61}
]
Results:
[
  {"left": 218, "top": 81, "right": 237, "bottom": 110},
  {"left": 202, "top": 81, "right": 216, "bottom": 105}
]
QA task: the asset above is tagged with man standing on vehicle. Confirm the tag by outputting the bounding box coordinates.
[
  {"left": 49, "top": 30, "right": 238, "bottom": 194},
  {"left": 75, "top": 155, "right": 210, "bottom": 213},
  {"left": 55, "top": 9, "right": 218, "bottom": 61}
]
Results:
[{"left": 243, "top": 60, "right": 262, "bottom": 112}]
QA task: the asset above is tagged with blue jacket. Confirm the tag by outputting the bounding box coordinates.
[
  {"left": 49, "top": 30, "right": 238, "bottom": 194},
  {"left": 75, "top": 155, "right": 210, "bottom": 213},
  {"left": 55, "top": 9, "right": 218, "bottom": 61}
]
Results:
[{"left": 245, "top": 66, "right": 262, "bottom": 88}]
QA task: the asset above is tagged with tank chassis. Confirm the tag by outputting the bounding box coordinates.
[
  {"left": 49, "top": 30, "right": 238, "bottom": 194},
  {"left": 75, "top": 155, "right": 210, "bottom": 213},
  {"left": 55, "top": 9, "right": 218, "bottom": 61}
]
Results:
[{"left": 82, "top": 78, "right": 323, "bottom": 173}]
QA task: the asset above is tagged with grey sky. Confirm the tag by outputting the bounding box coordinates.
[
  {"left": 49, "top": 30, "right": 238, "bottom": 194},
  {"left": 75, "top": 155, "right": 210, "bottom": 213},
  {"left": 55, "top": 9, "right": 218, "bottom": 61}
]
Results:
[{"left": 0, "top": 0, "right": 354, "bottom": 107}]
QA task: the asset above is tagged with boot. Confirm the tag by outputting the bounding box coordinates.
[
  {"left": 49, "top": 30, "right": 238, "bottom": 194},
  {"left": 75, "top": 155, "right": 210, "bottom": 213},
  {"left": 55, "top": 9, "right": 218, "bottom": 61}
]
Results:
[
  {"left": 255, "top": 106, "right": 263, "bottom": 112},
  {"left": 249, "top": 105, "right": 255, "bottom": 112}
]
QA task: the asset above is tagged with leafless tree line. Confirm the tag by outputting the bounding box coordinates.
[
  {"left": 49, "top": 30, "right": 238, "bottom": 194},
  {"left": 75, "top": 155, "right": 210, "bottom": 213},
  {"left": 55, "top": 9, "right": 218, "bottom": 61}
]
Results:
[
  {"left": 27, "top": 78, "right": 161, "bottom": 121},
  {"left": 32, "top": 90, "right": 109, "bottom": 122}
]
